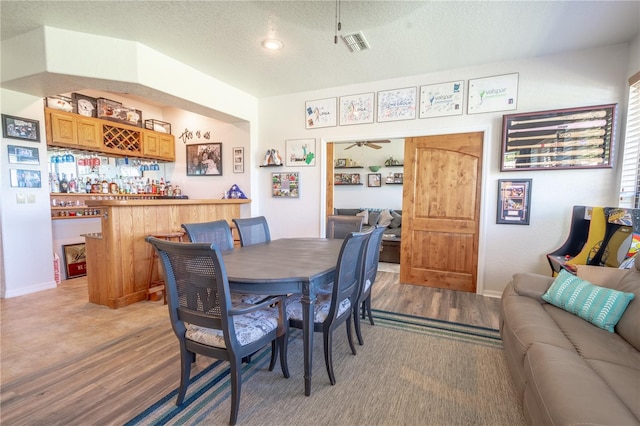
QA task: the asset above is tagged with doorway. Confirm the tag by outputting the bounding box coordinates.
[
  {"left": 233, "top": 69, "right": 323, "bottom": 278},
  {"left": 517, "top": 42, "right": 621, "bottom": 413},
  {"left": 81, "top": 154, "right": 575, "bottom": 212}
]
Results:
[{"left": 326, "top": 132, "right": 484, "bottom": 293}]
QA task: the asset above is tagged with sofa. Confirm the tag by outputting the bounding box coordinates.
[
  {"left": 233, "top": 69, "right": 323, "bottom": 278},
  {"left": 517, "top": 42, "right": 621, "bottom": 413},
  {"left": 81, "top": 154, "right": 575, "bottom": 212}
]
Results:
[
  {"left": 333, "top": 208, "right": 402, "bottom": 263},
  {"left": 500, "top": 255, "right": 640, "bottom": 425}
]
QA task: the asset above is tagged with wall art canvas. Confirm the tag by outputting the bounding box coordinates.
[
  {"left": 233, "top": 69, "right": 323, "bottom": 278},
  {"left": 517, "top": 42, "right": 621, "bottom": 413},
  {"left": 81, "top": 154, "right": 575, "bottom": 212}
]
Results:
[
  {"left": 272, "top": 172, "right": 299, "bottom": 198},
  {"left": 305, "top": 98, "right": 337, "bottom": 129},
  {"left": 497, "top": 179, "right": 532, "bottom": 225},
  {"left": 419, "top": 81, "right": 464, "bottom": 118},
  {"left": 467, "top": 73, "right": 519, "bottom": 114},
  {"left": 285, "top": 138, "right": 316, "bottom": 166},
  {"left": 377, "top": 87, "right": 417, "bottom": 122},
  {"left": 339, "top": 92, "right": 375, "bottom": 125}
]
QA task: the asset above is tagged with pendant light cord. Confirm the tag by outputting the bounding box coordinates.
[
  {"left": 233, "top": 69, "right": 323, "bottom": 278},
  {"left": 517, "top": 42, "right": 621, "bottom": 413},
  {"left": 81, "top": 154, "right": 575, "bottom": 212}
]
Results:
[{"left": 334, "top": 0, "right": 341, "bottom": 44}]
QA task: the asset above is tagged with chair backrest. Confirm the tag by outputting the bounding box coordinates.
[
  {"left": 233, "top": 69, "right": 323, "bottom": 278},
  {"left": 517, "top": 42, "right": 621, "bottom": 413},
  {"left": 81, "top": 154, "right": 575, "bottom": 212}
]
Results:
[
  {"left": 232, "top": 216, "right": 271, "bottom": 246},
  {"left": 145, "top": 236, "right": 238, "bottom": 349},
  {"left": 181, "top": 220, "right": 234, "bottom": 252},
  {"left": 360, "top": 225, "right": 387, "bottom": 297},
  {"left": 326, "top": 215, "right": 365, "bottom": 239},
  {"left": 328, "top": 230, "right": 371, "bottom": 320}
]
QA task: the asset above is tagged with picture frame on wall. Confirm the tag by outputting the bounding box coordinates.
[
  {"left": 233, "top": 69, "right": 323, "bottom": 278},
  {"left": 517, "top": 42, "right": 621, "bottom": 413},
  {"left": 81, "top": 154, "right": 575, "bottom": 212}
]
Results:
[
  {"left": 497, "top": 179, "right": 532, "bottom": 225},
  {"left": 467, "top": 73, "right": 519, "bottom": 114},
  {"left": 233, "top": 147, "right": 244, "bottom": 173},
  {"left": 9, "top": 169, "right": 42, "bottom": 188},
  {"left": 63, "top": 243, "right": 87, "bottom": 279},
  {"left": 272, "top": 172, "right": 299, "bottom": 198},
  {"left": 305, "top": 97, "right": 337, "bottom": 129},
  {"left": 500, "top": 103, "right": 616, "bottom": 171},
  {"left": 2, "top": 114, "right": 40, "bottom": 142},
  {"left": 368, "top": 173, "right": 382, "bottom": 187},
  {"left": 339, "top": 92, "right": 375, "bottom": 125},
  {"left": 376, "top": 87, "right": 417, "bottom": 122},
  {"left": 186, "top": 142, "right": 223, "bottom": 176},
  {"left": 285, "top": 138, "right": 316, "bottom": 166},
  {"left": 419, "top": 80, "right": 464, "bottom": 119},
  {"left": 8, "top": 145, "right": 39, "bottom": 165}
]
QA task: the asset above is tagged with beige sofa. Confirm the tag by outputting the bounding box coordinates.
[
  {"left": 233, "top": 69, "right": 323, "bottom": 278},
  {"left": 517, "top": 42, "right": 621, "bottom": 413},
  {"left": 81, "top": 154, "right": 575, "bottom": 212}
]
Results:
[{"left": 500, "top": 255, "right": 640, "bottom": 425}]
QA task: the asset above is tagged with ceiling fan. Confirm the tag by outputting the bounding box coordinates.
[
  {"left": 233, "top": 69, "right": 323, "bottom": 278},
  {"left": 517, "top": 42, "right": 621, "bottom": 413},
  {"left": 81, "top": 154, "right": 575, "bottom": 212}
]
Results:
[{"left": 344, "top": 140, "right": 391, "bottom": 150}]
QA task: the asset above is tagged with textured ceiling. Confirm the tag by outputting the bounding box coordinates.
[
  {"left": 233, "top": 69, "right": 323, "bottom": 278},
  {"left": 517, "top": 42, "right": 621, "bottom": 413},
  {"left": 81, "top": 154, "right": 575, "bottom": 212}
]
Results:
[{"left": 1, "top": 1, "right": 639, "bottom": 99}]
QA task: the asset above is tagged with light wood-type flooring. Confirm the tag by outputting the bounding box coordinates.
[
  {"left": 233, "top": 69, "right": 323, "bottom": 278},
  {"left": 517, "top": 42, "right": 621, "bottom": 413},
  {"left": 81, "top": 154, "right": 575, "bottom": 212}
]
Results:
[{"left": 0, "top": 263, "right": 501, "bottom": 423}]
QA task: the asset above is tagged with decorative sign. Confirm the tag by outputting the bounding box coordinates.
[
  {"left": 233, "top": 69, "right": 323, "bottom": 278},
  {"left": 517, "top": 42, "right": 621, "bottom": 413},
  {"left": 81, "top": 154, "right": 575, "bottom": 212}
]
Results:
[
  {"left": 8, "top": 145, "right": 39, "bottom": 165},
  {"left": 419, "top": 81, "right": 464, "bottom": 118},
  {"left": 339, "top": 92, "right": 375, "bottom": 125},
  {"left": 305, "top": 98, "right": 337, "bottom": 129},
  {"left": 467, "top": 73, "right": 519, "bottom": 114},
  {"left": 497, "top": 179, "right": 532, "bottom": 225},
  {"left": 63, "top": 243, "right": 87, "bottom": 278},
  {"left": 501, "top": 104, "right": 616, "bottom": 171},
  {"left": 377, "top": 87, "right": 417, "bottom": 122}
]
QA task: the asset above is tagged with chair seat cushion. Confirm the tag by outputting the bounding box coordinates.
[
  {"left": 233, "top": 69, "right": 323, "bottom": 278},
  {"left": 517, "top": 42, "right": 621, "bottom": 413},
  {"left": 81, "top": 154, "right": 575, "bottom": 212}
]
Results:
[
  {"left": 286, "top": 293, "right": 351, "bottom": 323},
  {"left": 186, "top": 306, "right": 279, "bottom": 348}
]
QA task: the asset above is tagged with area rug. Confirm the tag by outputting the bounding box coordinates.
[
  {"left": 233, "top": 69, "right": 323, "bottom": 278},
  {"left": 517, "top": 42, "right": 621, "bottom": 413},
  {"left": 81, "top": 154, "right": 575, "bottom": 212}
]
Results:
[{"left": 126, "top": 310, "right": 525, "bottom": 426}]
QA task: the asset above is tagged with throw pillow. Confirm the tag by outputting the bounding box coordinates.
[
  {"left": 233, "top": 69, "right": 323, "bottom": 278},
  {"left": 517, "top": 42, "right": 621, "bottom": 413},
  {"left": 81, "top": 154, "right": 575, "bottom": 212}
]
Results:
[
  {"left": 378, "top": 209, "right": 394, "bottom": 227},
  {"left": 389, "top": 210, "right": 402, "bottom": 229},
  {"left": 356, "top": 209, "right": 369, "bottom": 226},
  {"left": 542, "top": 270, "right": 635, "bottom": 332}
]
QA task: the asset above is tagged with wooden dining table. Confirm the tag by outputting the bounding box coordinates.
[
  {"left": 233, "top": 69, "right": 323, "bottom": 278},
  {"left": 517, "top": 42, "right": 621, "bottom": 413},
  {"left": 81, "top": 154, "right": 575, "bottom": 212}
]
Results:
[{"left": 222, "top": 237, "right": 344, "bottom": 396}]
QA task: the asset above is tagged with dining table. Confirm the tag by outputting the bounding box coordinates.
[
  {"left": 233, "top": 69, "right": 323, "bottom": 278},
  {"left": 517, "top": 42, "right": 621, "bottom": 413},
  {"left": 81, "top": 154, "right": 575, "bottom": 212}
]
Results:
[{"left": 222, "top": 237, "right": 344, "bottom": 396}]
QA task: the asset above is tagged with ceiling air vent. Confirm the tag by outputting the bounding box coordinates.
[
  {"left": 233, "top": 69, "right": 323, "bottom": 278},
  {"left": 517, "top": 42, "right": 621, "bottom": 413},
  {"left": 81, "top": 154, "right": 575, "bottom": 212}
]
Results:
[{"left": 341, "top": 31, "right": 370, "bottom": 52}]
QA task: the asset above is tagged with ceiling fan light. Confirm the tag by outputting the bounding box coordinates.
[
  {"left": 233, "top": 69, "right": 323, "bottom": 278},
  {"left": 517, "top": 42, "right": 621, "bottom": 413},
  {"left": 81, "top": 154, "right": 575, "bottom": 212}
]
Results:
[{"left": 262, "top": 39, "right": 283, "bottom": 50}]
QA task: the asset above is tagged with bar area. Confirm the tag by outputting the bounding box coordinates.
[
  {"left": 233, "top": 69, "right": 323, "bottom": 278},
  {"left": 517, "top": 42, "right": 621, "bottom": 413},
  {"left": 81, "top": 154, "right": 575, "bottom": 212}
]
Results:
[{"left": 83, "top": 198, "right": 250, "bottom": 308}]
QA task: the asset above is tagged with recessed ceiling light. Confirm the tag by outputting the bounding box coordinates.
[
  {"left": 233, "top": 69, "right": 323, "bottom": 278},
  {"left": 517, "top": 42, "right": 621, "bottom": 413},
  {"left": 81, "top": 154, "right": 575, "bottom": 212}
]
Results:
[{"left": 262, "top": 39, "right": 283, "bottom": 50}]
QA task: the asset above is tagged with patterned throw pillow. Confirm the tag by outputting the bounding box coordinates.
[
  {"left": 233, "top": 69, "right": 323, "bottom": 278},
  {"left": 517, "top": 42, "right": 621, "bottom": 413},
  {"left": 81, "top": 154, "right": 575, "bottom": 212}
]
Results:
[{"left": 542, "top": 270, "right": 635, "bottom": 332}]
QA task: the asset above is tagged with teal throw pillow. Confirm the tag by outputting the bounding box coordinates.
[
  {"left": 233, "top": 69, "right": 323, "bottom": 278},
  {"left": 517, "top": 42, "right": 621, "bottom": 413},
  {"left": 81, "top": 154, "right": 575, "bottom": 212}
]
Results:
[{"left": 542, "top": 270, "right": 635, "bottom": 332}]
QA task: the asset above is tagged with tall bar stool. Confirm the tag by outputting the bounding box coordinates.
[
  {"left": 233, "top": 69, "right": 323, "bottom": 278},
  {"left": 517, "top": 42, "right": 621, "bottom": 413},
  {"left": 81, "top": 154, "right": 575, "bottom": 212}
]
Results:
[{"left": 146, "top": 231, "right": 184, "bottom": 304}]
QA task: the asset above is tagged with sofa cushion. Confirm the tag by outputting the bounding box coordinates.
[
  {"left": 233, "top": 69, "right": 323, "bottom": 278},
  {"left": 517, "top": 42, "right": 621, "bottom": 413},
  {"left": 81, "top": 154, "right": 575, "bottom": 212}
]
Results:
[
  {"left": 542, "top": 270, "right": 635, "bottom": 332},
  {"left": 523, "top": 342, "right": 639, "bottom": 426},
  {"left": 587, "top": 359, "right": 640, "bottom": 421},
  {"left": 356, "top": 209, "right": 369, "bottom": 225},
  {"left": 377, "top": 209, "right": 394, "bottom": 227},
  {"left": 334, "top": 208, "right": 361, "bottom": 216}
]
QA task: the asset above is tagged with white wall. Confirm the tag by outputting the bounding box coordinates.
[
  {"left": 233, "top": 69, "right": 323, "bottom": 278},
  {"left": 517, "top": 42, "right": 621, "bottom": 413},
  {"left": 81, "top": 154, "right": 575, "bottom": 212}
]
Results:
[{"left": 258, "top": 44, "right": 631, "bottom": 296}]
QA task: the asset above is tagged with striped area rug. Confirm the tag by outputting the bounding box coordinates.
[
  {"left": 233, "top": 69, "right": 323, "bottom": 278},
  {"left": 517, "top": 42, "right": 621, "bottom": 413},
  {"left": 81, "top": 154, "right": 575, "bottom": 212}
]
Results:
[{"left": 126, "top": 309, "right": 524, "bottom": 426}]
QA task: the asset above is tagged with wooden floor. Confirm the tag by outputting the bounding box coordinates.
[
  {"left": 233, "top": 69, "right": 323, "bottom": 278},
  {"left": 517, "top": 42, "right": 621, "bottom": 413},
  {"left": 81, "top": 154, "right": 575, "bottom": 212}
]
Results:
[{"left": 0, "top": 263, "right": 501, "bottom": 423}]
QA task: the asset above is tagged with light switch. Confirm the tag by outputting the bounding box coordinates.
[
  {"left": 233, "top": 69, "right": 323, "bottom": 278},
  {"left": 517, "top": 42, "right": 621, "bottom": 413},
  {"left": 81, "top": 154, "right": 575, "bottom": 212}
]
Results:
[
  {"left": 16, "top": 193, "right": 26, "bottom": 204},
  {"left": 27, "top": 193, "right": 36, "bottom": 203}
]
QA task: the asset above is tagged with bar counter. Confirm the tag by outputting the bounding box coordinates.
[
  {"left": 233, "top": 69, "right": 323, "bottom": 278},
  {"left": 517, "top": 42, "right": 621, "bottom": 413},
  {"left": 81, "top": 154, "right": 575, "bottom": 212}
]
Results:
[{"left": 83, "top": 198, "right": 250, "bottom": 308}]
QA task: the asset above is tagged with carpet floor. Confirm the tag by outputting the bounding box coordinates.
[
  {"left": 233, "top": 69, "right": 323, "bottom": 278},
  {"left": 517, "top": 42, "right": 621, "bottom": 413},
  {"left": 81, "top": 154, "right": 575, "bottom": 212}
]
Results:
[{"left": 127, "top": 310, "right": 525, "bottom": 426}]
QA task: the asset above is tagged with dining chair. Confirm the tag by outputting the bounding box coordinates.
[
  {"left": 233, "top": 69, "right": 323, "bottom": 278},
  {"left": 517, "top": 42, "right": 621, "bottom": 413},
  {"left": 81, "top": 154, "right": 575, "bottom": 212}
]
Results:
[
  {"left": 353, "top": 225, "right": 387, "bottom": 345},
  {"left": 145, "top": 236, "right": 290, "bottom": 426},
  {"left": 286, "top": 230, "right": 370, "bottom": 385},
  {"left": 181, "top": 220, "right": 268, "bottom": 305},
  {"left": 232, "top": 216, "right": 271, "bottom": 246},
  {"left": 326, "top": 215, "right": 364, "bottom": 239}
]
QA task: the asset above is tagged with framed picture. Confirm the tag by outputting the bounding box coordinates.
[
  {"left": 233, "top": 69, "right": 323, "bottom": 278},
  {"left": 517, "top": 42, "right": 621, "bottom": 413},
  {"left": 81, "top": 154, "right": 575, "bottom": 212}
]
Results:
[
  {"left": 419, "top": 80, "right": 464, "bottom": 118},
  {"left": 2, "top": 114, "right": 40, "bottom": 142},
  {"left": 500, "top": 104, "right": 616, "bottom": 171},
  {"left": 72, "top": 93, "right": 98, "bottom": 117},
  {"left": 286, "top": 138, "right": 316, "bottom": 166},
  {"left": 186, "top": 142, "right": 223, "bottom": 176},
  {"left": 376, "top": 87, "right": 417, "bottom": 122},
  {"left": 467, "top": 73, "right": 519, "bottom": 114},
  {"left": 8, "top": 145, "right": 39, "bottom": 165},
  {"left": 9, "top": 169, "right": 42, "bottom": 188},
  {"left": 368, "top": 173, "right": 381, "bottom": 187},
  {"left": 63, "top": 243, "right": 87, "bottom": 279},
  {"left": 335, "top": 158, "right": 347, "bottom": 168},
  {"left": 339, "top": 92, "right": 375, "bottom": 125},
  {"left": 497, "top": 179, "right": 532, "bottom": 225},
  {"left": 272, "top": 172, "right": 299, "bottom": 198},
  {"left": 305, "top": 97, "right": 337, "bottom": 129},
  {"left": 233, "top": 147, "right": 244, "bottom": 173}
]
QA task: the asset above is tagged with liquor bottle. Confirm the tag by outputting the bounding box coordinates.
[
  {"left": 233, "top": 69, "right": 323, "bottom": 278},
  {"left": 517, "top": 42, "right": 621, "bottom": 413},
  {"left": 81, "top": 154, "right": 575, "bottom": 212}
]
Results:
[
  {"left": 50, "top": 173, "right": 60, "bottom": 193},
  {"left": 59, "top": 173, "right": 69, "bottom": 193},
  {"left": 158, "top": 178, "right": 165, "bottom": 196},
  {"left": 151, "top": 179, "right": 158, "bottom": 194},
  {"left": 101, "top": 177, "right": 109, "bottom": 194},
  {"left": 85, "top": 177, "right": 92, "bottom": 194},
  {"left": 68, "top": 174, "right": 77, "bottom": 193}
]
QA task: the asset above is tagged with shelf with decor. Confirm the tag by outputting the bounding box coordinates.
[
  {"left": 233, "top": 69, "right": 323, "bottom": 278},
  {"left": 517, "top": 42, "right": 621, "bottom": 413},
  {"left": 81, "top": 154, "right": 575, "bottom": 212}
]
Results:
[
  {"left": 334, "top": 172, "right": 361, "bottom": 185},
  {"left": 334, "top": 166, "right": 364, "bottom": 169},
  {"left": 49, "top": 193, "right": 160, "bottom": 220}
]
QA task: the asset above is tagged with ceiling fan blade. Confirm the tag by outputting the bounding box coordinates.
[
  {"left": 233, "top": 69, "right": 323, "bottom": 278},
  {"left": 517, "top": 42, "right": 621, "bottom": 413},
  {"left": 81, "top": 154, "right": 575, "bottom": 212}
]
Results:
[
  {"left": 367, "top": 143, "right": 383, "bottom": 149},
  {"left": 344, "top": 143, "right": 357, "bottom": 150},
  {"left": 365, "top": 140, "right": 390, "bottom": 144}
]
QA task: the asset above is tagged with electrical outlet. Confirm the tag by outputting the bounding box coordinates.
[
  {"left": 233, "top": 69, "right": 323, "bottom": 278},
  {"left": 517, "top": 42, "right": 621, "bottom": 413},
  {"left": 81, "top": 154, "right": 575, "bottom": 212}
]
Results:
[
  {"left": 27, "top": 193, "right": 36, "bottom": 203},
  {"left": 16, "top": 193, "right": 26, "bottom": 204}
]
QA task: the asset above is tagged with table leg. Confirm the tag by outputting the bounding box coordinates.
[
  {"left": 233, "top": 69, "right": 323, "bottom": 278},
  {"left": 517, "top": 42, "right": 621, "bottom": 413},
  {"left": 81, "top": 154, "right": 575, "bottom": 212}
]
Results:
[{"left": 302, "top": 292, "right": 315, "bottom": 396}]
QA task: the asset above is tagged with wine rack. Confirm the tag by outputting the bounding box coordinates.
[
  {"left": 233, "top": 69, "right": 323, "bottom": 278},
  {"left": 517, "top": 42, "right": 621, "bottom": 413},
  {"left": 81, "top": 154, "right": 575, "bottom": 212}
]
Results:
[{"left": 102, "top": 124, "right": 142, "bottom": 154}]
